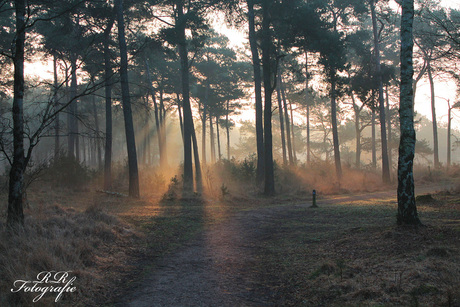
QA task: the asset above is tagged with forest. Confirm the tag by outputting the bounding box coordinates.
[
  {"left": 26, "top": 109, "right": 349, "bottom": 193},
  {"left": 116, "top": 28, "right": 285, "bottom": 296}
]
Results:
[{"left": 0, "top": 0, "right": 460, "bottom": 305}]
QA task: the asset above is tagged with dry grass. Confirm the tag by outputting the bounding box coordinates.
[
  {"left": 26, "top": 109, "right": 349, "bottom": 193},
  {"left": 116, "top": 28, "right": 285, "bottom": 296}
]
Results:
[
  {"left": 0, "top": 162, "right": 458, "bottom": 306},
  {"left": 295, "top": 162, "right": 385, "bottom": 195},
  {"left": 0, "top": 198, "right": 141, "bottom": 306},
  {"left": 251, "top": 193, "right": 460, "bottom": 306},
  {"left": 197, "top": 160, "right": 389, "bottom": 199}
]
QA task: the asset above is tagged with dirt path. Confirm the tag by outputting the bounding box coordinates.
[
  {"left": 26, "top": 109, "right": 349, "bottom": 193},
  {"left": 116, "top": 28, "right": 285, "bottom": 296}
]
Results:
[
  {"left": 119, "top": 206, "right": 279, "bottom": 306},
  {"left": 118, "top": 183, "right": 452, "bottom": 306}
]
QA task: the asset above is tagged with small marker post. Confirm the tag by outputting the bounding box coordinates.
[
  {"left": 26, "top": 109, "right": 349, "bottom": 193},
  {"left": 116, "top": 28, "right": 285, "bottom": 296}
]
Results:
[{"left": 311, "top": 189, "right": 318, "bottom": 208}]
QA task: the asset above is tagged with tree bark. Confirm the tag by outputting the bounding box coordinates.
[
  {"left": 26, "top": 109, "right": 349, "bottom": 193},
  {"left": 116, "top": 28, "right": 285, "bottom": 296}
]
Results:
[
  {"left": 351, "top": 93, "right": 361, "bottom": 168},
  {"left": 261, "top": 0, "right": 275, "bottom": 195},
  {"left": 447, "top": 103, "right": 451, "bottom": 167},
  {"left": 331, "top": 75, "right": 342, "bottom": 180},
  {"left": 91, "top": 95, "right": 102, "bottom": 168},
  {"left": 53, "top": 55, "right": 60, "bottom": 159},
  {"left": 103, "top": 17, "right": 114, "bottom": 190},
  {"left": 210, "top": 115, "right": 216, "bottom": 163},
  {"left": 146, "top": 60, "right": 165, "bottom": 166},
  {"left": 159, "top": 88, "right": 167, "bottom": 166},
  {"left": 427, "top": 61, "right": 439, "bottom": 168},
  {"left": 276, "top": 72, "right": 287, "bottom": 165},
  {"left": 306, "top": 104, "right": 311, "bottom": 163},
  {"left": 116, "top": 0, "right": 139, "bottom": 197},
  {"left": 226, "top": 100, "right": 231, "bottom": 160},
  {"left": 216, "top": 116, "right": 221, "bottom": 161},
  {"left": 280, "top": 74, "right": 293, "bottom": 165},
  {"left": 70, "top": 15, "right": 80, "bottom": 161},
  {"left": 68, "top": 52, "right": 78, "bottom": 159},
  {"left": 247, "top": 0, "right": 264, "bottom": 186},
  {"left": 289, "top": 100, "right": 297, "bottom": 164},
  {"left": 371, "top": 96, "right": 377, "bottom": 168},
  {"left": 371, "top": 0, "right": 390, "bottom": 183},
  {"left": 397, "top": 0, "right": 420, "bottom": 225},
  {"left": 177, "top": 93, "right": 184, "bottom": 141},
  {"left": 305, "top": 51, "right": 311, "bottom": 164},
  {"left": 191, "top": 119, "right": 202, "bottom": 193},
  {"left": 386, "top": 85, "right": 392, "bottom": 174},
  {"left": 81, "top": 136, "right": 86, "bottom": 165},
  {"left": 176, "top": 0, "right": 195, "bottom": 193},
  {"left": 53, "top": 54, "right": 61, "bottom": 160},
  {"left": 201, "top": 87, "right": 207, "bottom": 165},
  {"left": 7, "top": 0, "right": 26, "bottom": 227}
]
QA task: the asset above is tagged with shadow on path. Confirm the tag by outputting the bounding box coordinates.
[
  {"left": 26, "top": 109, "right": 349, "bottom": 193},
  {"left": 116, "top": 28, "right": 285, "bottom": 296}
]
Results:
[{"left": 118, "top": 183, "right": 453, "bottom": 306}]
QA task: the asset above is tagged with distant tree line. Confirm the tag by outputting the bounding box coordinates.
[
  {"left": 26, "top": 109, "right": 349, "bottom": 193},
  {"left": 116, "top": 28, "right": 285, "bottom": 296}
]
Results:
[{"left": 1, "top": 0, "right": 460, "bottom": 227}]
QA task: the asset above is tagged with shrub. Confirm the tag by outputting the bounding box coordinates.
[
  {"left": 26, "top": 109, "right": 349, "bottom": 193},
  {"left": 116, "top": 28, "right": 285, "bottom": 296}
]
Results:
[{"left": 43, "top": 155, "right": 94, "bottom": 188}]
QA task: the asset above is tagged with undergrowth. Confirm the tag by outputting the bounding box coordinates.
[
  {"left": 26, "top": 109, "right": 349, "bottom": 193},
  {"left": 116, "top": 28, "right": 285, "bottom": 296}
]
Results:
[{"left": 0, "top": 203, "right": 140, "bottom": 306}]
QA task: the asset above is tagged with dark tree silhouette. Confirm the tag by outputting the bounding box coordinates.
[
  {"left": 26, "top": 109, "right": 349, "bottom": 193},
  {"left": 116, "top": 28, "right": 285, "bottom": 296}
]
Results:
[
  {"left": 7, "top": 0, "right": 26, "bottom": 227},
  {"left": 247, "top": 0, "right": 265, "bottom": 187},
  {"left": 115, "top": 0, "right": 140, "bottom": 197}
]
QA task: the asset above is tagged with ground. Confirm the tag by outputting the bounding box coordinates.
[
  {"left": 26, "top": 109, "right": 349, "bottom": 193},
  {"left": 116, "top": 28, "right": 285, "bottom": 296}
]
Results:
[
  {"left": 114, "top": 184, "right": 460, "bottom": 306},
  {"left": 1, "top": 182, "right": 459, "bottom": 306}
]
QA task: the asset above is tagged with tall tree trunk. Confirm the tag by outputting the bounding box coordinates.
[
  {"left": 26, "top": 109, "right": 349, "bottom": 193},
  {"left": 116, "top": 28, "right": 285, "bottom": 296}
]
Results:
[
  {"left": 159, "top": 88, "right": 167, "bottom": 166},
  {"left": 447, "top": 102, "right": 452, "bottom": 167},
  {"left": 81, "top": 136, "right": 86, "bottom": 165},
  {"left": 351, "top": 93, "right": 361, "bottom": 168},
  {"left": 64, "top": 66, "right": 70, "bottom": 155},
  {"left": 202, "top": 82, "right": 209, "bottom": 165},
  {"left": 386, "top": 85, "right": 393, "bottom": 174},
  {"left": 116, "top": 0, "right": 139, "bottom": 197},
  {"left": 103, "top": 17, "right": 114, "bottom": 190},
  {"left": 371, "top": 97, "right": 377, "bottom": 168},
  {"left": 355, "top": 113, "right": 361, "bottom": 168},
  {"left": 70, "top": 16, "right": 80, "bottom": 161},
  {"left": 261, "top": 0, "right": 275, "bottom": 195},
  {"left": 176, "top": 0, "right": 195, "bottom": 193},
  {"left": 306, "top": 104, "right": 311, "bottom": 163},
  {"left": 176, "top": 94, "right": 184, "bottom": 141},
  {"left": 331, "top": 75, "right": 342, "bottom": 180},
  {"left": 247, "top": 0, "right": 264, "bottom": 186},
  {"left": 91, "top": 95, "right": 102, "bottom": 168},
  {"left": 289, "top": 100, "right": 297, "bottom": 164},
  {"left": 371, "top": 0, "right": 390, "bottom": 183},
  {"left": 427, "top": 61, "right": 439, "bottom": 168},
  {"left": 280, "top": 74, "right": 293, "bottom": 164},
  {"left": 305, "top": 50, "right": 311, "bottom": 164},
  {"left": 210, "top": 116, "right": 216, "bottom": 163},
  {"left": 191, "top": 120, "right": 202, "bottom": 193},
  {"left": 147, "top": 117, "right": 152, "bottom": 165},
  {"left": 216, "top": 116, "right": 221, "bottom": 161},
  {"left": 53, "top": 55, "right": 60, "bottom": 159},
  {"left": 68, "top": 53, "right": 77, "bottom": 159},
  {"left": 397, "top": 0, "right": 420, "bottom": 225},
  {"left": 226, "top": 100, "right": 231, "bottom": 160},
  {"left": 201, "top": 105, "right": 207, "bottom": 165},
  {"left": 146, "top": 60, "right": 164, "bottom": 166},
  {"left": 276, "top": 72, "right": 287, "bottom": 165},
  {"left": 7, "top": 0, "right": 26, "bottom": 227}
]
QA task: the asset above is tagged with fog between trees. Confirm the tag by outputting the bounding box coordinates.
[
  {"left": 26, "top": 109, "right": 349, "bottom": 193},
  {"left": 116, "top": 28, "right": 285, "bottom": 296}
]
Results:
[{"left": 1, "top": 0, "right": 460, "bottom": 226}]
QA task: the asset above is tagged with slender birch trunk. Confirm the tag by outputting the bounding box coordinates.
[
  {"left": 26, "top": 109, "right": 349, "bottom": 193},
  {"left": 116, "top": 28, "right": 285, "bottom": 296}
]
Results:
[{"left": 397, "top": 0, "right": 420, "bottom": 225}]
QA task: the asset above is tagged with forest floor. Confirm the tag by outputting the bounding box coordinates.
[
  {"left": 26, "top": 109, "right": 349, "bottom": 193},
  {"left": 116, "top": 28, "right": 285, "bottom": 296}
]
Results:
[
  {"left": 110, "top": 182, "right": 460, "bottom": 307},
  {"left": 1, "top": 181, "right": 459, "bottom": 306}
]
